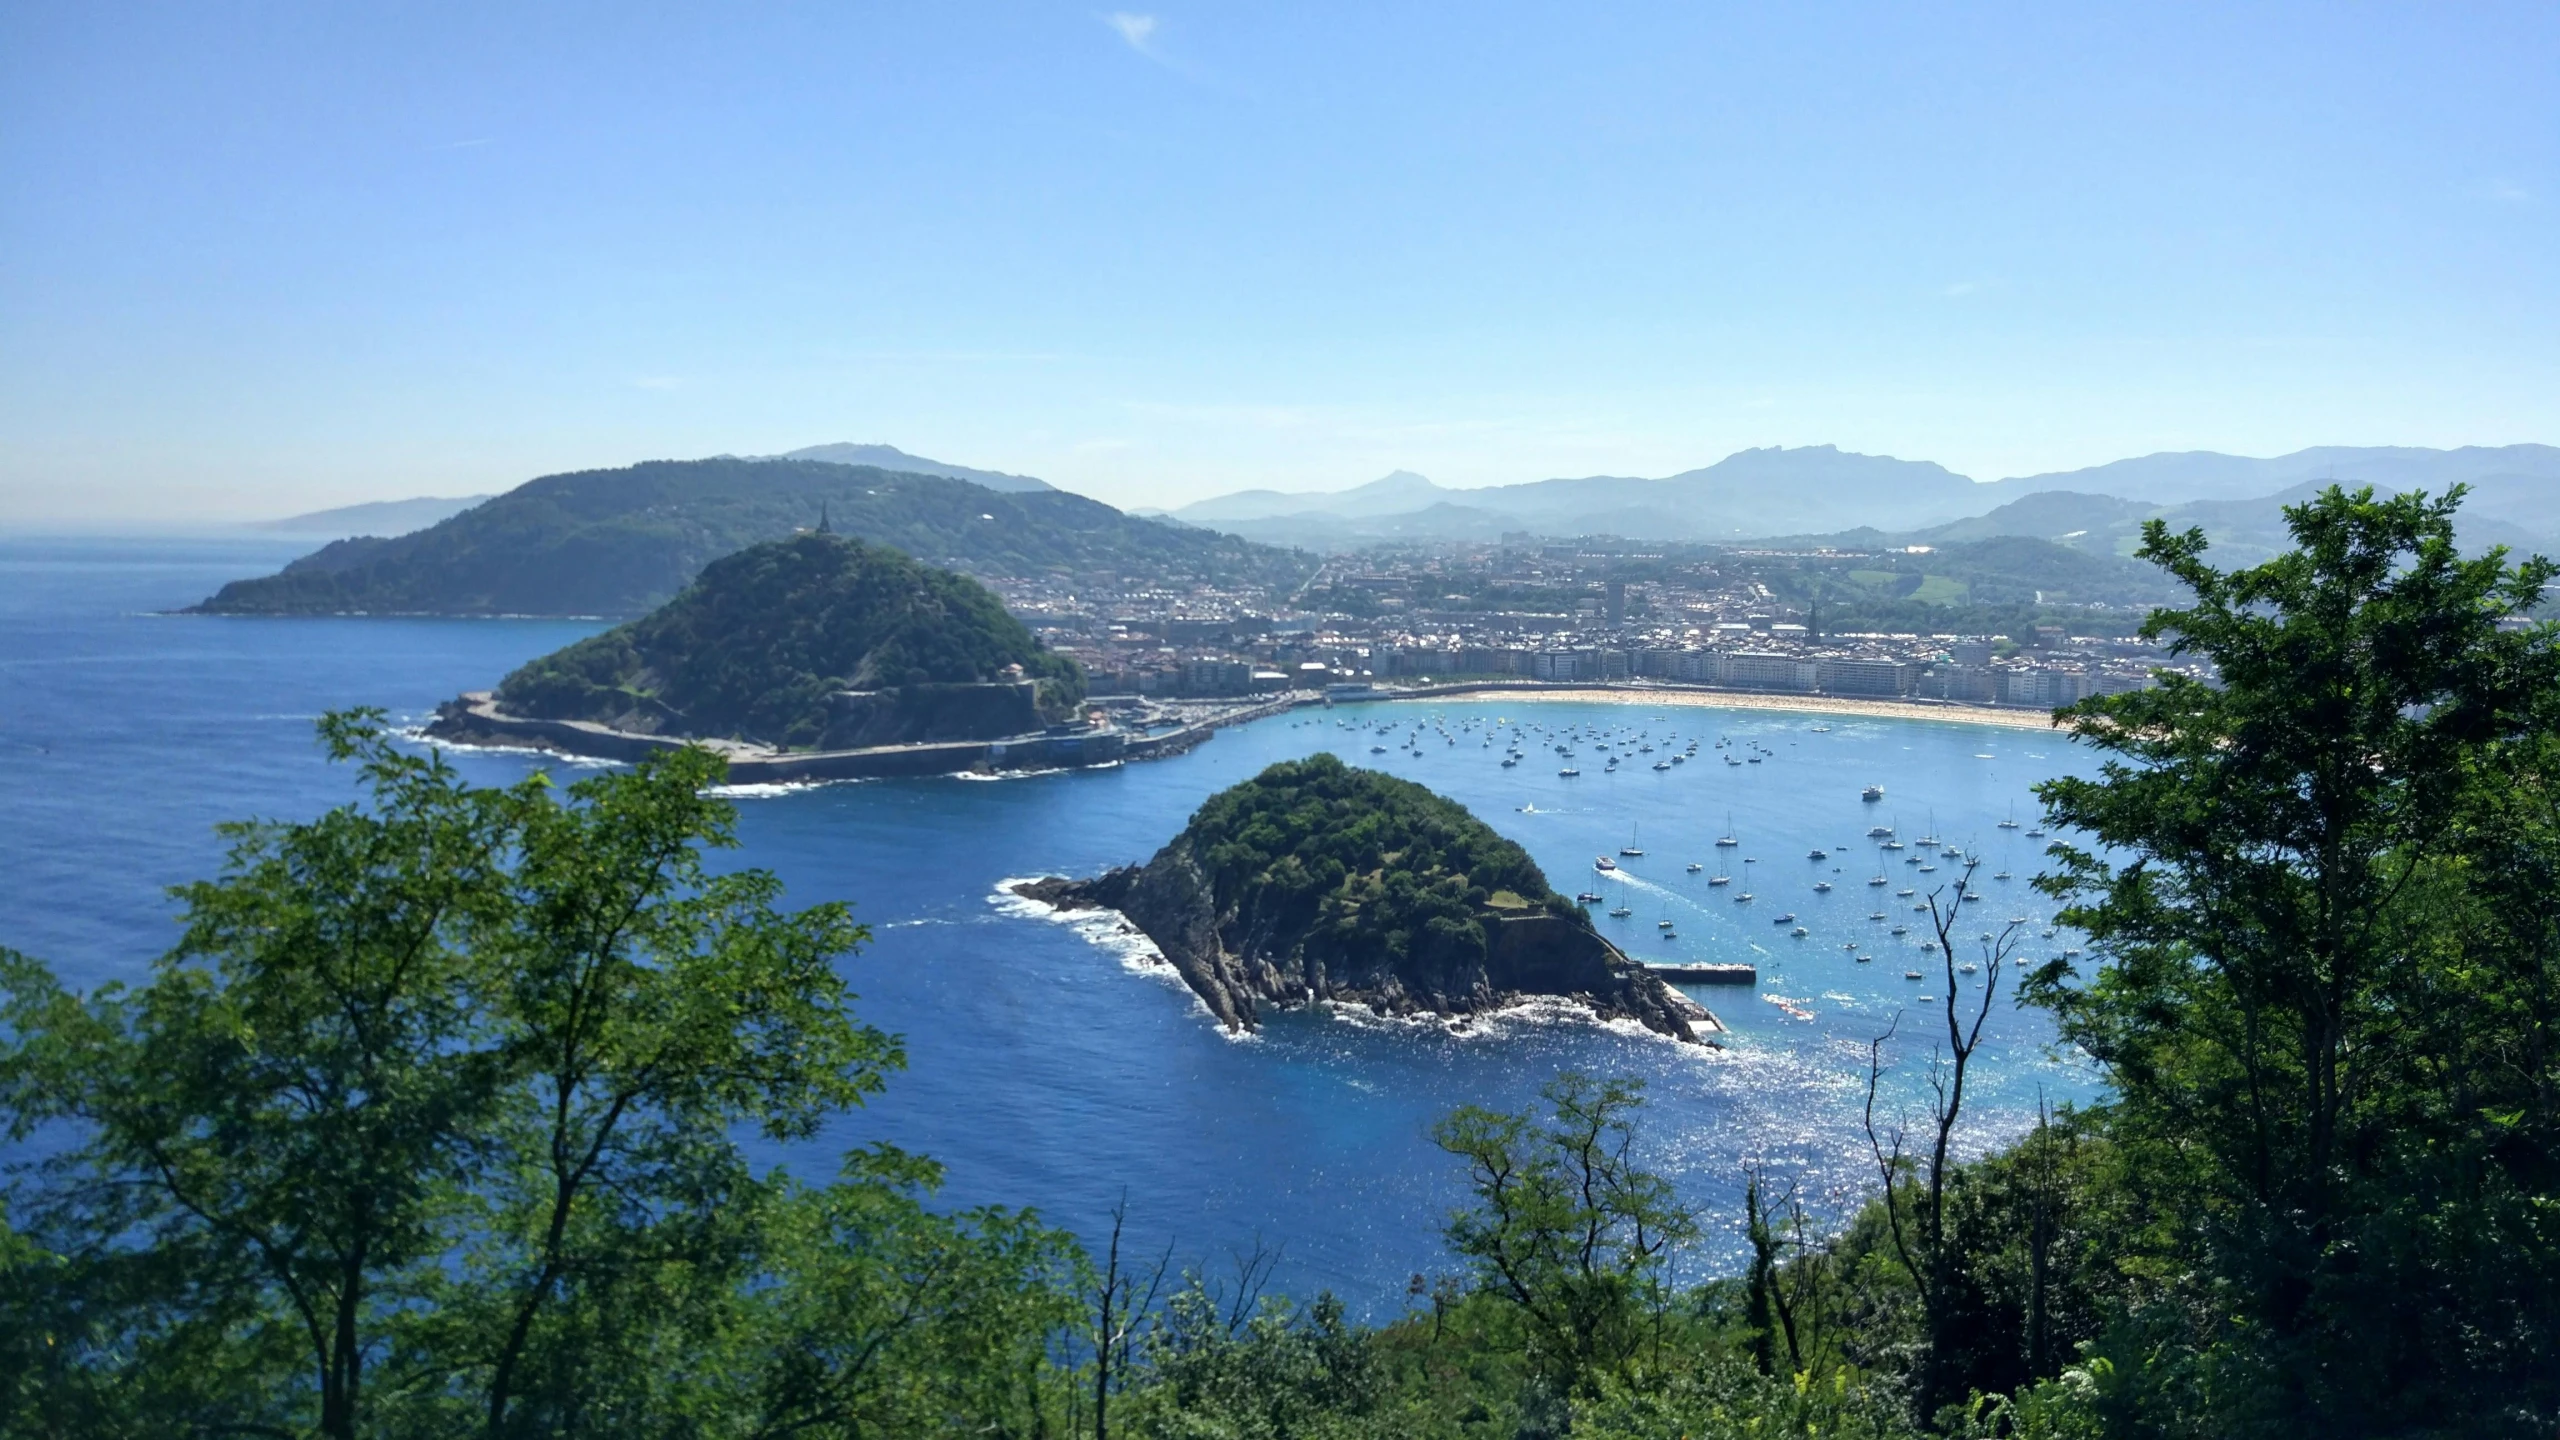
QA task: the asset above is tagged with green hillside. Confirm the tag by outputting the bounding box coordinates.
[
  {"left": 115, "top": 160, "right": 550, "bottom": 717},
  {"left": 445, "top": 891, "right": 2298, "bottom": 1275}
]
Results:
[
  {"left": 1183, "top": 752, "right": 1576, "bottom": 953},
  {"left": 497, "top": 532, "right": 1084, "bottom": 747},
  {"left": 191, "top": 457, "right": 1310, "bottom": 617}
]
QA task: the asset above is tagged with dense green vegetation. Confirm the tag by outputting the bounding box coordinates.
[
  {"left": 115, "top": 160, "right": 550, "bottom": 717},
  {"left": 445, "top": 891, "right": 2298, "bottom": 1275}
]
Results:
[
  {"left": 5, "top": 484, "right": 2555, "bottom": 1438},
  {"left": 192, "top": 458, "right": 1312, "bottom": 617},
  {"left": 1734, "top": 537, "right": 2188, "bottom": 640},
  {"left": 1181, "top": 752, "right": 1579, "bottom": 971},
  {"left": 496, "top": 532, "right": 1084, "bottom": 747}
]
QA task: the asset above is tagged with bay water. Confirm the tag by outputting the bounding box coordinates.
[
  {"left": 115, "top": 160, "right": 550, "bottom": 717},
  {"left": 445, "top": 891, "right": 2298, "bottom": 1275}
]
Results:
[{"left": 0, "top": 536, "right": 2103, "bottom": 1309}]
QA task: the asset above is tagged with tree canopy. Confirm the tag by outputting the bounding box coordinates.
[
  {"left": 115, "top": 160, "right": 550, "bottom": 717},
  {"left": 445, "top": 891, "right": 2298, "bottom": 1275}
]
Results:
[{"left": 1181, "top": 753, "right": 1575, "bottom": 976}]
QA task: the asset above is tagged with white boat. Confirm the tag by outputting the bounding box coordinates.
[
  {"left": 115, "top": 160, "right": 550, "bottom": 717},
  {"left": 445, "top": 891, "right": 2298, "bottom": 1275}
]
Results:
[
  {"left": 1904, "top": 970, "right": 1924, "bottom": 980},
  {"left": 1814, "top": 881, "right": 1832, "bottom": 892},
  {"left": 1774, "top": 912, "right": 1796, "bottom": 924},
  {"left": 1708, "top": 873, "right": 1731, "bottom": 886},
  {"left": 1686, "top": 862, "right": 1703, "bottom": 872},
  {"left": 1593, "top": 856, "right": 1616, "bottom": 871},
  {"left": 1559, "top": 768, "right": 1579, "bottom": 777},
  {"left": 1861, "top": 785, "right": 1885, "bottom": 802},
  {"left": 1716, "top": 813, "right": 1739, "bottom": 847},
  {"left": 1609, "top": 905, "right": 1633, "bottom": 918},
  {"left": 1620, "top": 825, "right": 1644, "bottom": 857}
]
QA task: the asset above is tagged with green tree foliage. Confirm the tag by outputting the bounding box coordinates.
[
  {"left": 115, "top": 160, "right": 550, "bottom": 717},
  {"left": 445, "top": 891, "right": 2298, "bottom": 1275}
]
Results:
[
  {"left": 2026, "top": 485, "right": 2560, "bottom": 1434},
  {"left": 0, "top": 714, "right": 1079, "bottom": 1439},
  {"left": 497, "top": 532, "right": 1086, "bottom": 746},
  {"left": 1431, "top": 1075, "right": 1698, "bottom": 1398},
  {"left": 1180, "top": 754, "right": 1576, "bottom": 984},
  {"left": 192, "top": 459, "right": 1311, "bottom": 618}
]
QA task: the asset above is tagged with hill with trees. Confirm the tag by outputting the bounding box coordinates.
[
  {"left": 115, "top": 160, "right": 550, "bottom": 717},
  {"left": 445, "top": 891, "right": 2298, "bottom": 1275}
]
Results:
[
  {"left": 493, "top": 531, "right": 1084, "bottom": 748},
  {"left": 190, "top": 457, "right": 1310, "bottom": 617},
  {"left": 1015, "top": 754, "right": 1706, "bottom": 1042}
]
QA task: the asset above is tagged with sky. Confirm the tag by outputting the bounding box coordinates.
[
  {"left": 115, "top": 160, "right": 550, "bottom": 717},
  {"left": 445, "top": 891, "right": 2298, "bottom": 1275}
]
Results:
[{"left": 1, "top": 1, "right": 2554, "bottom": 523}]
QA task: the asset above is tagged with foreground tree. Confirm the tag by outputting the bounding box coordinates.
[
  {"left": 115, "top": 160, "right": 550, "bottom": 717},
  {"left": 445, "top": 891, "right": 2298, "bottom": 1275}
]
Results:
[
  {"left": 0, "top": 715, "right": 1077, "bottom": 1439},
  {"left": 1432, "top": 1073, "right": 1697, "bottom": 1401},
  {"left": 2030, "top": 486, "right": 2560, "bottom": 1433}
]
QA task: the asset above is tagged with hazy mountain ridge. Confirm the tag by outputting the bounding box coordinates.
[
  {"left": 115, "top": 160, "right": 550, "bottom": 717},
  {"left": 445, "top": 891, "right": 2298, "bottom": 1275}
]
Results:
[
  {"left": 257, "top": 495, "right": 493, "bottom": 538},
  {"left": 766, "top": 442, "right": 1057, "bottom": 493},
  {"left": 1173, "top": 444, "right": 2560, "bottom": 552}
]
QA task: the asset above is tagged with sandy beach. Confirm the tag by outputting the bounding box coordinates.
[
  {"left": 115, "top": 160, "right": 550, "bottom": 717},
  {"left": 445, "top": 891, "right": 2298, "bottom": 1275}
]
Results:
[{"left": 1376, "top": 684, "right": 2071, "bottom": 732}]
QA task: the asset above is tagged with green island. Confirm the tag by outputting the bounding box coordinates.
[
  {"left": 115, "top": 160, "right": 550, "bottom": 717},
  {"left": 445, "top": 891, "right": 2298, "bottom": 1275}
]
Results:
[
  {"left": 189, "top": 456, "right": 1310, "bottom": 617},
  {"left": 6, "top": 485, "right": 2559, "bottom": 1438},
  {"left": 487, "top": 531, "right": 1085, "bottom": 749},
  {"left": 1012, "top": 755, "right": 1710, "bottom": 1041}
]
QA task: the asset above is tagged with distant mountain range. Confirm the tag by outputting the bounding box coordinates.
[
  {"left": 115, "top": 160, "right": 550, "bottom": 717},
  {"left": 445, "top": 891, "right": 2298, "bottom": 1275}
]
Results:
[
  {"left": 258, "top": 495, "right": 493, "bottom": 538},
  {"left": 1174, "top": 444, "right": 2560, "bottom": 555},
  {"left": 760, "top": 442, "right": 1056, "bottom": 493}
]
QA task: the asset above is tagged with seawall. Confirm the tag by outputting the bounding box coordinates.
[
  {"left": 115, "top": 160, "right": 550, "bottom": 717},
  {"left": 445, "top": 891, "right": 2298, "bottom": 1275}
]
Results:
[{"left": 424, "top": 690, "right": 1299, "bottom": 781}]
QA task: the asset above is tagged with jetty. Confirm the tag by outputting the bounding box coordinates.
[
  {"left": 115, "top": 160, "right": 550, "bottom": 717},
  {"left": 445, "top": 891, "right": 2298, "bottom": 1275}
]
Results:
[
  {"left": 425, "top": 689, "right": 1300, "bottom": 782},
  {"left": 1646, "top": 961, "right": 1759, "bottom": 985}
]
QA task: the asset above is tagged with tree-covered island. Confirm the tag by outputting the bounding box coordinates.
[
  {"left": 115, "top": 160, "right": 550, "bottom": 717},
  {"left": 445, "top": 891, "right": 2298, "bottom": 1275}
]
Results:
[
  {"left": 478, "top": 530, "right": 1086, "bottom": 750},
  {"left": 1013, "top": 755, "right": 1711, "bottom": 1042}
]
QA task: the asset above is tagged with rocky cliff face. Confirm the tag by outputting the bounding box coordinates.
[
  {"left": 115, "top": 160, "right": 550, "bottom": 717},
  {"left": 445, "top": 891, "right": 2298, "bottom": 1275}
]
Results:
[{"left": 1012, "top": 838, "right": 1712, "bottom": 1044}]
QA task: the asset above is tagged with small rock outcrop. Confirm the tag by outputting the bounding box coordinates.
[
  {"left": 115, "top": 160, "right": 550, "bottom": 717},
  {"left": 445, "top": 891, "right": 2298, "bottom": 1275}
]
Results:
[{"left": 1011, "top": 756, "right": 1712, "bottom": 1042}]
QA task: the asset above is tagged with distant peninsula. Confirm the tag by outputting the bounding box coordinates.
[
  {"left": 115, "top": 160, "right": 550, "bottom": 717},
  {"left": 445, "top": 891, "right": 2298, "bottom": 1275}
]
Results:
[
  {"left": 1012, "top": 755, "right": 1714, "bottom": 1042},
  {"left": 455, "top": 531, "right": 1084, "bottom": 751},
  {"left": 191, "top": 456, "right": 1309, "bottom": 618}
]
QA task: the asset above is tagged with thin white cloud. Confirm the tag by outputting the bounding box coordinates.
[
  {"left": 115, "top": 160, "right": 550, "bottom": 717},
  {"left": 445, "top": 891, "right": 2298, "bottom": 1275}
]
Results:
[{"left": 1105, "top": 12, "right": 1160, "bottom": 57}]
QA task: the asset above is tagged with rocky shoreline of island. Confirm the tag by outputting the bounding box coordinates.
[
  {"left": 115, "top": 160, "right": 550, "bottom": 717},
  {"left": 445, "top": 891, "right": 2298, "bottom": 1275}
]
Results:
[{"left": 1008, "top": 755, "right": 1725, "bottom": 1045}]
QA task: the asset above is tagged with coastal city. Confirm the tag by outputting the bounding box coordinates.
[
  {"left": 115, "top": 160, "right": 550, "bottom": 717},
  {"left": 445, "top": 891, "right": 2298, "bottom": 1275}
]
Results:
[{"left": 993, "top": 537, "right": 2191, "bottom": 710}]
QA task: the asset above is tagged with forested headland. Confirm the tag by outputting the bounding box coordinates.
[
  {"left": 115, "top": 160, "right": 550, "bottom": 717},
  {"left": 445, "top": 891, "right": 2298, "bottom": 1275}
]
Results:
[
  {"left": 493, "top": 532, "right": 1086, "bottom": 748},
  {"left": 6, "top": 484, "right": 2557, "bottom": 1438},
  {"left": 187, "top": 457, "right": 1312, "bottom": 618}
]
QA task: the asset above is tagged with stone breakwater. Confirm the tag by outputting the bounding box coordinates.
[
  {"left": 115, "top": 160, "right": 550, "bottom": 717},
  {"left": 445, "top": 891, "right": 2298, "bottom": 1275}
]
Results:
[{"left": 424, "top": 690, "right": 1297, "bottom": 782}]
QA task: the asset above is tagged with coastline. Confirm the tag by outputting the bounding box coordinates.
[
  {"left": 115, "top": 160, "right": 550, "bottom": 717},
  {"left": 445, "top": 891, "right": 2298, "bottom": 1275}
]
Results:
[{"left": 1368, "top": 683, "right": 2069, "bottom": 733}]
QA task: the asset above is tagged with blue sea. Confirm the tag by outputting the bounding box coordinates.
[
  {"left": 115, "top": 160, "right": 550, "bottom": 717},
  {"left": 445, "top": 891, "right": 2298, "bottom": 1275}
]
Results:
[{"left": 0, "top": 535, "right": 2103, "bottom": 1309}]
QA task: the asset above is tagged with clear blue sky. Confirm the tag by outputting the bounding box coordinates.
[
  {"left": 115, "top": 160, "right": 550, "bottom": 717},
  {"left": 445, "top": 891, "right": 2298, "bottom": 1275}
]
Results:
[{"left": 2, "top": 1, "right": 2553, "bottom": 521}]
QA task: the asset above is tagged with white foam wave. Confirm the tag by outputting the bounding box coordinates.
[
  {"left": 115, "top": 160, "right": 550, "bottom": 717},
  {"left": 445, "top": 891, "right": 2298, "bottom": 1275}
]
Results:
[
  {"left": 987, "top": 879, "right": 1256, "bottom": 1041},
  {"left": 704, "top": 779, "right": 855, "bottom": 798},
  {"left": 396, "top": 725, "right": 628, "bottom": 767}
]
